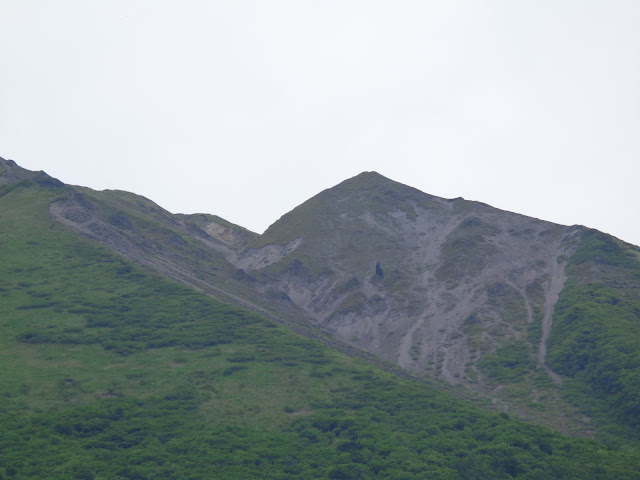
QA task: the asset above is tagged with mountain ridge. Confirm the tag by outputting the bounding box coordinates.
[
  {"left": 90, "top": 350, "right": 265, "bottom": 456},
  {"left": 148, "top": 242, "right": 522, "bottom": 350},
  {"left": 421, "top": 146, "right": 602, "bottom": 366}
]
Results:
[{"left": 3, "top": 155, "right": 640, "bottom": 441}]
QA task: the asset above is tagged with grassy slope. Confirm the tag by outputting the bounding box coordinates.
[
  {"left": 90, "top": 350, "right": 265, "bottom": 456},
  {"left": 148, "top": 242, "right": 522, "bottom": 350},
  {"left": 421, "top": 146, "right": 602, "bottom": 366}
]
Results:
[
  {"left": 547, "top": 229, "right": 640, "bottom": 442},
  {"left": 77, "top": 188, "right": 259, "bottom": 250},
  {"left": 67, "top": 186, "right": 247, "bottom": 299},
  {"left": 1, "top": 183, "right": 639, "bottom": 479},
  {"left": 450, "top": 228, "right": 640, "bottom": 442}
]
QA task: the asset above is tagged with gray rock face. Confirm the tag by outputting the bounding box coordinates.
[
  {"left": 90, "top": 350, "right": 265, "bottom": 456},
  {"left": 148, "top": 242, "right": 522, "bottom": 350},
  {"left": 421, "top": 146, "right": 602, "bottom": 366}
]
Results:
[{"left": 233, "top": 172, "right": 582, "bottom": 388}]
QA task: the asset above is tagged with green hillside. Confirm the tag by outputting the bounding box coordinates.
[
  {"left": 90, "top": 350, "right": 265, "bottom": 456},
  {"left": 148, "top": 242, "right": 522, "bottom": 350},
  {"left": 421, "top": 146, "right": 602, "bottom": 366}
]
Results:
[
  {"left": 547, "top": 229, "right": 640, "bottom": 440},
  {"left": 1, "top": 180, "right": 640, "bottom": 479}
]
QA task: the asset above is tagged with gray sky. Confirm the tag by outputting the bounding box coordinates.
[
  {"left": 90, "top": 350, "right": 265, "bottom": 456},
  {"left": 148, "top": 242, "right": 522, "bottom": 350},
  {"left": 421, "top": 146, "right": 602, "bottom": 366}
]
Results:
[{"left": 1, "top": 1, "right": 639, "bottom": 246}]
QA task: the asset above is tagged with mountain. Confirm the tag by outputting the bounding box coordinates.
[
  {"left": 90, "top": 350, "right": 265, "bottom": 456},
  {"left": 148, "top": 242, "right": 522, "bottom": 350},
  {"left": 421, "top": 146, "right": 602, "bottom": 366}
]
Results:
[
  {"left": 1, "top": 156, "right": 640, "bottom": 478},
  {"left": 228, "top": 171, "right": 640, "bottom": 437},
  {"left": 247, "top": 171, "right": 577, "bottom": 382}
]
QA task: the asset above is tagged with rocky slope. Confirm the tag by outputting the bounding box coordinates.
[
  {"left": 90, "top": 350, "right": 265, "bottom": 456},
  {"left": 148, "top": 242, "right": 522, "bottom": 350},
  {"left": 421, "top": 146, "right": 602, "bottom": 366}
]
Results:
[
  {"left": 238, "top": 172, "right": 581, "bottom": 384},
  {"left": 4, "top": 156, "right": 639, "bottom": 437}
]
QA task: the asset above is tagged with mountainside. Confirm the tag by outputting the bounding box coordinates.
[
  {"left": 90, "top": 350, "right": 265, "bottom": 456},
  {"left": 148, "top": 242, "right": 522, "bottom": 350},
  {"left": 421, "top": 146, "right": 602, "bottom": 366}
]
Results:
[
  {"left": 243, "top": 172, "right": 640, "bottom": 439},
  {"left": 2, "top": 156, "right": 640, "bottom": 451},
  {"left": 248, "top": 172, "right": 578, "bottom": 382},
  {"left": 5, "top": 157, "right": 640, "bottom": 478}
]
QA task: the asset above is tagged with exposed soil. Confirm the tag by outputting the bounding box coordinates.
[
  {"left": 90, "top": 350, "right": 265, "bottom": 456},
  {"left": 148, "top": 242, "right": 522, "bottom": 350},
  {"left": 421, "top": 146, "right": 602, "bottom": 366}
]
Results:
[{"left": 538, "top": 258, "right": 568, "bottom": 384}]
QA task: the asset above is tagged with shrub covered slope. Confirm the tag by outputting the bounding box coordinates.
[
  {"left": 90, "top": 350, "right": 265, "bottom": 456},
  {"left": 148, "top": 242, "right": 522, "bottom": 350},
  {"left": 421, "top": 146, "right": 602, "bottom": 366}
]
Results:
[{"left": 547, "top": 229, "right": 640, "bottom": 439}]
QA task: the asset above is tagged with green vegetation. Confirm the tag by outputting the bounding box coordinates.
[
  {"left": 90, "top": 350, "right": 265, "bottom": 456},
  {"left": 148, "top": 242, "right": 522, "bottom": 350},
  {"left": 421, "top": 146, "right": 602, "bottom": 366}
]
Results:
[
  {"left": 479, "top": 341, "right": 536, "bottom": 384},
  {"left": 547, "top": 230, "right": 640, "bottom": 434},
  {"left": 463, "top": 229, "right": 640, "bottom": 440},
  {"left": 468, "top": 282, "right": 536, "bottom": 383},
  {"left": 1, "top": 182, "right": 640, "bottom": 478}
]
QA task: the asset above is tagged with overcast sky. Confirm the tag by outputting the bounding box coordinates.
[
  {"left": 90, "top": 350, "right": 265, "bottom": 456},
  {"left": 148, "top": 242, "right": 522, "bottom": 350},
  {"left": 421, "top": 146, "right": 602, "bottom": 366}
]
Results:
[{"left": 1, "top": 1, "right": 639, "bottom": 246}]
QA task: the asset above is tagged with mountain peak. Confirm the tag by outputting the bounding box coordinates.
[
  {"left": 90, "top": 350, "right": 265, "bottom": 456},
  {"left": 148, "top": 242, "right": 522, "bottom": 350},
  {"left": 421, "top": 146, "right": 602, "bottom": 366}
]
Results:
[
  {"left": 352, "top": 170, "right": 386, "bottom": 179},
  {"left": 304, "top": 170, "right": 441, "bottom": 213},
  {"left": 254, "top": 170, "right": 451, "bottom": 257},
  {"left": 335, "top": 170, "right": 406, "bottom": 190}
]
